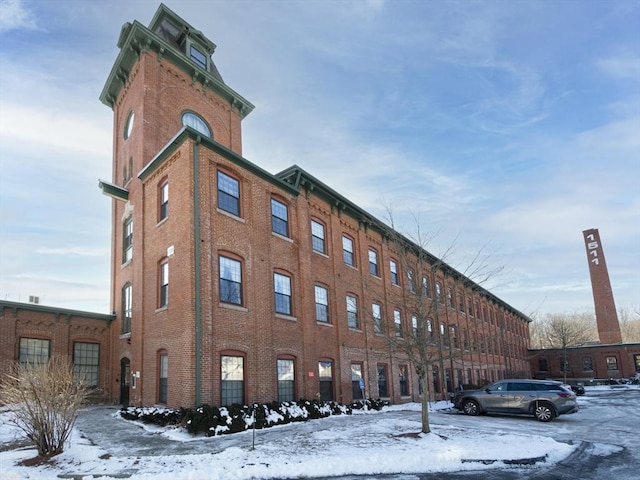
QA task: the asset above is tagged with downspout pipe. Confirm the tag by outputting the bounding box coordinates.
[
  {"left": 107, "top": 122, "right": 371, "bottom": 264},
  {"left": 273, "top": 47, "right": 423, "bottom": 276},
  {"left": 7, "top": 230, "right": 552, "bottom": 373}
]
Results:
[{"left": 194, "top": 137, "right": 202, "bottom": 407}]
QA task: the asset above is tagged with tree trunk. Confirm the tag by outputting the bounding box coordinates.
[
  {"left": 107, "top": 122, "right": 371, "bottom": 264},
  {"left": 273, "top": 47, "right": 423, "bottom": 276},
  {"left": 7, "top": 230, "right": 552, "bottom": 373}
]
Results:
[{"left": 421, "top": 373, "right": 431, "bottom": 433}]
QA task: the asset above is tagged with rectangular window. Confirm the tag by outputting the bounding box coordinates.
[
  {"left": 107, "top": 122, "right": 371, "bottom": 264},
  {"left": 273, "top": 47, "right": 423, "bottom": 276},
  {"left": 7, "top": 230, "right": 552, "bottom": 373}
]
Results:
[
  {"left": 159, "top": 182, "right": 169, "bottom": 221},
  {"left": 422, "top": 277, "right": 430, "bottom": 297},
  {"left": 582, "top": 356, "right": 594, "bottom": 372},
  {"left": 159, "top": 353, "right": 168, "bottom": 404},
  {"left": 347, "top": 295, "right": 358, "bottom": 329},
  {"left": 440, "top": 323, "right": 448, "bottom": 347},
  {"left": 219, "top": 256, "right": 242, "bottom": 305},
  {"left": 351, "top": 363, "right": 364, "bottom": 400},
  {"left": 467, "top": 298, "right": 474, "bottom": 316},
  {"left": 447, "top": 288, "right": 454, "bottom": 308},
  {"left": 217, "top": 171, "right": 240, "bottom": 216},
  {"left": 372, "top": 303, "right": 382, "bottom": 334},
  {"left": 274, "top": 272, "right": 292, "bottom": 315},
  {"left": 449, "top": 325, "right": 459, "bottom": 348},
  {"left": 407, "top": 270, "right": 415, "bottom": 293},
  {"left": 122, "top": 284, "right": 132, "bottom": 334},
  {"left": 221, "top": 355, "right": 244, "bottom": 406},
  {"left": 390, "top": 260, "right": 398, "bottom": 285},
  {"left": 399, "top": 365, "right": 409, "bottom": 396},
  {"left": 318, "top": 361, "right": 333, "bottom": 401},
  {"left": 159, "top": 260, "right": 169, "bottom": 307},
  {"left": 311, "top": 220, "right": 326, "bottom": 254},
  {"left": 19, "top": 338, "right": 50, "bottom": 365},
  {"left": 123, "top": 217, "right": 133, "bottom": 263},
  {"left": 315, "top": 285, "right": 329, "bottom": 323},
  {"left": 435, "top": 282, "right": 442, "bottom": 302},
  {"left": 277, "top": 358, "right": 295, "bottom": 402},
  {"left": 368, "top": 249, "right": 378, "bottom": 276},
  {"left": 190, "top": 45, "right": 207, "bottom": 69},
  {"left": 634, "top": 354, "right": 640, "bottom": 372},
  {"left": 394, "top": 309, "right": 402, "bottom": 337},
  {"left": 428, "top": 319, "right": 434, "bottom": 343},
  {"left": 560, "top": 358, "right": 570, "bottom": 372},
  {"left": 342, "top": 236, "right": 355, "bottom": 266},
  {"left": 73, "top": 342, "right": 99, "bottom": 387},
  {"left": 412, "top": 315, "right": 418, "bottom": 336},
  {"left": 606, "top": 356, "right": 618, "bottom": 370},
  {"left": 271, "top": 199, "right": 289, "bottom": 237},
  {"left": 377, "top": 364, "right": 388, "bottom": 397}
]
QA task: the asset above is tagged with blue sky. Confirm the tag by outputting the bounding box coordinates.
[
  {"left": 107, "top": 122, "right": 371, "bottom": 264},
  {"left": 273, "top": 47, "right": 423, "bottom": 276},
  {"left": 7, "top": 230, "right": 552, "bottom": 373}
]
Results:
[{"left": 0, "top": 0, "right": 638, "bottom": 317}]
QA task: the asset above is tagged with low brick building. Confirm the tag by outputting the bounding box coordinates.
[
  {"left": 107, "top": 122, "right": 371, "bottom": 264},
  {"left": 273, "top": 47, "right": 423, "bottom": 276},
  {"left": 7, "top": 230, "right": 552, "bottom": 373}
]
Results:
[
  {"left": 529, "top": 343, "right": 640, "bottom": 383},
  {"left": 0, "top": 300, "right": 114, "bottom": 397}
]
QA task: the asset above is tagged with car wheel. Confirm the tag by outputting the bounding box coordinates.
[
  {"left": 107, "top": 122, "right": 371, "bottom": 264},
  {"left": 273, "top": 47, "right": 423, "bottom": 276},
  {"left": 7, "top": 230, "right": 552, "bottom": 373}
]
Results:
[
  {"left": 533, "top": 403, "right": 554, "bottom": 422},
  {"left": 462, "top": 399, "right": 480, "bottom": 416}
]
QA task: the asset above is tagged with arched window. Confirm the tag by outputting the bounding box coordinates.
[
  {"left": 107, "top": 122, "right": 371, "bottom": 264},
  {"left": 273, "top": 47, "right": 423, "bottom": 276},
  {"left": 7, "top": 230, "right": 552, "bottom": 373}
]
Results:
[{"left": 181, "top": 112, "right": 211, "bottom": 137}]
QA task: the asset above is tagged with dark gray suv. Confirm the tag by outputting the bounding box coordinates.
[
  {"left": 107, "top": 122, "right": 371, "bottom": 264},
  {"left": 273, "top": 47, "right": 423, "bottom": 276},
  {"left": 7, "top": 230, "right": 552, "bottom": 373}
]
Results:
[{"left": 453, "top": 379, "right": 579, "bottom": 422}]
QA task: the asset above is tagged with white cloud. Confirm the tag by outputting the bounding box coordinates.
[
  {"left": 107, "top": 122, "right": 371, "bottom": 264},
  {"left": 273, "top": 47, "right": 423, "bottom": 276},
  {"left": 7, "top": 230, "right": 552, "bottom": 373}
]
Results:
[{"left": 0, "top": 0, "right": 36, "bottom": 33}]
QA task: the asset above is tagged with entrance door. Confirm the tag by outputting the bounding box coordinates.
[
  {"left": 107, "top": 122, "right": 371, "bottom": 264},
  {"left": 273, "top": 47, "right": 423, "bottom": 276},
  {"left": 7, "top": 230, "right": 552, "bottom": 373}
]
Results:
[{"left": 120, "top": 357, "right": 130, "bottom": 406}]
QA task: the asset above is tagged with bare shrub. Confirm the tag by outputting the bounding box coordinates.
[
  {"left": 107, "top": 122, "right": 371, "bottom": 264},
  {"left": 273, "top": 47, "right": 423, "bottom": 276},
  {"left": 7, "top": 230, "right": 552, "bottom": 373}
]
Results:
[{"left": 0, "top": 355, "right": 88, "bottom": 458}]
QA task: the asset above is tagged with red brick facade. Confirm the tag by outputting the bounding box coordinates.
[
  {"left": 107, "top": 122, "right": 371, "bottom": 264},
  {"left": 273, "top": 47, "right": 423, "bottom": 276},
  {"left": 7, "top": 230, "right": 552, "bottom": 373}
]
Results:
[
  {"left": 0, "top": 301, "right": 113, "bottom": 396},
  {"left": 529, "top": 344, "right": 640, "bottom": 382}
]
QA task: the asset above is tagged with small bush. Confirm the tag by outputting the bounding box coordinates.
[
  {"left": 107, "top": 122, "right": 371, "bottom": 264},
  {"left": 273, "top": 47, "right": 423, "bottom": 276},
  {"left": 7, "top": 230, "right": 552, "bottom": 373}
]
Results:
[{"left": 0, "top": 356, "right": 88, "bottom": 459}]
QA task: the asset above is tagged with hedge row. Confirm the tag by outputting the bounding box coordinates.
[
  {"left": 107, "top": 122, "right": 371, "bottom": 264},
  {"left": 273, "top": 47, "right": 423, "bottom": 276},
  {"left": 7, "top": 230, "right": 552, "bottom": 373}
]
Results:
[{"left": 119, "top": 398, "right": 388, "bottom": 436}]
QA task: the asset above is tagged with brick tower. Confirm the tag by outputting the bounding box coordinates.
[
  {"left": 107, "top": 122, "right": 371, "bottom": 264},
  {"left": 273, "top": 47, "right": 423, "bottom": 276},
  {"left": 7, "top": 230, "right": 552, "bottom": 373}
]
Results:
[
  {"left": 98, "top": 4, "right": 253, "bottom": 407},
  {"left": 582, "top": 228, "right": 622, "bottom": 344}
]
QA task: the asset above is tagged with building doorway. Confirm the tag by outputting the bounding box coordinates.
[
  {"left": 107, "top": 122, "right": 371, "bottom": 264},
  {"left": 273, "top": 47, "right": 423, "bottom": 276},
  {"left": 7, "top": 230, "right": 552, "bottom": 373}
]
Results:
[{"left": 120, "top": 357, "right": 130, "bottom": 406}]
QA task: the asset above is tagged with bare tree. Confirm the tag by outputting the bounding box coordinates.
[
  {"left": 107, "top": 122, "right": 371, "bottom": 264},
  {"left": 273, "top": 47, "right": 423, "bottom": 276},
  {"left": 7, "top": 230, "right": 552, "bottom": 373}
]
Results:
[
  {"left": 538, "top": 313, "right": 597, "bottom": 383},
  {"left": 0, "top": 355, "right": 88, "bottom": 459},
  {"left": 375, "top": 211, "right": 505, "bottom": 434},
  {"left": 619, "top": 306, "right": 640, "bottom": 343}
]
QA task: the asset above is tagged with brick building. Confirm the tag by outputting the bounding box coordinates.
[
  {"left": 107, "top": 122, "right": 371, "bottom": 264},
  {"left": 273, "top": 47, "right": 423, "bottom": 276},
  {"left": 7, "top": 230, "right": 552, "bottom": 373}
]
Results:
[
  {"left": 0, "top": 300, "right": 114, "bottom": 397},
  {"left": 529, "top": 343, "right": 640, "bottom": 382},
  {"left": 1, "top": 4, "right": 533, "bottom": 408}
]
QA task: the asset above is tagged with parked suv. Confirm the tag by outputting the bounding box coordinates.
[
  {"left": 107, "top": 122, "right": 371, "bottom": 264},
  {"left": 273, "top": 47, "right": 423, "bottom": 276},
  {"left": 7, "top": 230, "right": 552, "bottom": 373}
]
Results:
[{"left": 453, "top": 379, "right": 579, "bottom": 422}]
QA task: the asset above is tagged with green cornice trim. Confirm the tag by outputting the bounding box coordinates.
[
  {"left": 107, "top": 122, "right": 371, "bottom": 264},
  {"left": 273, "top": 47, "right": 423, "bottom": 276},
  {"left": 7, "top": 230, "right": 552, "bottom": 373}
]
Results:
[
  {"left": 98, "top": 179, "right": 129, "bottom": 201},
  {"left": 0, "top": 300, "right": 115, "bottom": 324},
  {"left": 276, "top": 165, "right": 532, "bottom": 324},
  {"left": 138, "top": 127, "right": 298, "bottom": 197},
  {"left": 99, "top": 14, "right": 254, "bottom": 118}
]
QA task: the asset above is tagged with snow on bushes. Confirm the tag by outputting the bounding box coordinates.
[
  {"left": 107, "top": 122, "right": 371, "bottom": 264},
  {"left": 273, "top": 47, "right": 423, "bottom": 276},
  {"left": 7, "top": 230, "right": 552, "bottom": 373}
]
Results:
[{"left": 119, "top": 398, "right": 388, "bottom": 437}]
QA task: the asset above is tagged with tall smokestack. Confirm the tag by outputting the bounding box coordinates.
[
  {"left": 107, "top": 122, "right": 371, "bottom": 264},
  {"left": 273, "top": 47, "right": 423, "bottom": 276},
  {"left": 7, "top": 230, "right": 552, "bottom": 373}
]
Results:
[{"left": 582, "top": 228, "right": 622, "bottom": 344}]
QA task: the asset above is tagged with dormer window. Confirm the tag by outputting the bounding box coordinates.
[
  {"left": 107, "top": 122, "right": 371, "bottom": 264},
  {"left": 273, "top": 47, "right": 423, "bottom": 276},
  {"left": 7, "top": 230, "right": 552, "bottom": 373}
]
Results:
[{"left": 190, "top": 46, "right": 207, "bottom": 70}]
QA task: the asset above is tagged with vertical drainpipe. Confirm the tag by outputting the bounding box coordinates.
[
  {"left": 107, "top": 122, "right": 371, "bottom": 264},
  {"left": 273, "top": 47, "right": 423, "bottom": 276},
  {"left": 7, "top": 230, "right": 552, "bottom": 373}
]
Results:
[{"left": 194, "top": 136, "right": 202, "bottom": 407}]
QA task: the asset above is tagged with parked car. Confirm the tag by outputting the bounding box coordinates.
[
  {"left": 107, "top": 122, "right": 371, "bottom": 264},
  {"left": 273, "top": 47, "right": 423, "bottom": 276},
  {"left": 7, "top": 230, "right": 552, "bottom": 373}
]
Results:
[
  {"left": 568, "top": 384, "right": 585, "bottom": 395},
  {"left": 453, "top": 379, "right": 579, "bottom": 422}
]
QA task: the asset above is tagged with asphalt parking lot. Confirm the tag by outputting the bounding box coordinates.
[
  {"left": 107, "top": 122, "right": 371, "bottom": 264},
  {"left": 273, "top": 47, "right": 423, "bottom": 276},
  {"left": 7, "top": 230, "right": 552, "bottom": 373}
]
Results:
[{"left": 391, "top": 387, "right": 640, "bottom": 480}]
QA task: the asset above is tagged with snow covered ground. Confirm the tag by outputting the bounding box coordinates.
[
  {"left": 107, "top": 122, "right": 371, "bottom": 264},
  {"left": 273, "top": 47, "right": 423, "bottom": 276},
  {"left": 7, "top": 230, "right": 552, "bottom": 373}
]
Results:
[{"left": 1, "top": 386, "right": 636, "bottom": 480}]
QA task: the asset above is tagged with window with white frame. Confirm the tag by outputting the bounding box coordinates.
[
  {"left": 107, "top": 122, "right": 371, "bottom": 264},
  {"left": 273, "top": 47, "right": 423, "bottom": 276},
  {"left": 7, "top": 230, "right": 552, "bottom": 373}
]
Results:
[
  {"left": 159, "top": 181, "right": 169, "bottom": 221},
  {"left": 122, "top": 283, "right": 132, "bottom": 334},
  {"left": 159, "top": 260, "right": 169, "bottom": 308},
  {"left": 123, "top": 217, "right": 133, "bottom": 263},
  {"left": 390, "top": 260, "right": 399, "bottom": 285},
  {"left": 372, "top": 303, "right": 382, "bottom": 334},
  {"left": 347, "top": 295, "right": 358, "bottom": 329},
  {"left": 394, "top": 310, "right": 402, "bottom": 337},
  {"left": 368, "top": 249, "right": 379, "bottom": 276},
  {"left": 277, "top": 358, "right": 295, "bottom": 402}
]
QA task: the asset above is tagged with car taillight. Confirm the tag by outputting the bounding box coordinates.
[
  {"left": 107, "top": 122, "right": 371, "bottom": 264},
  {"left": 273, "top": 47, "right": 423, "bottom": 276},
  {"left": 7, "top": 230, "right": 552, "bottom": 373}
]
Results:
[{"left": 558, "top": 392, "right": 572, "bottom": 398}]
